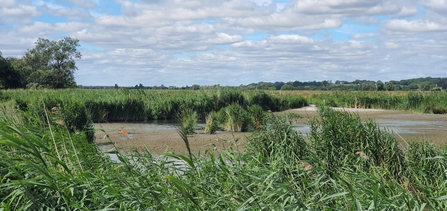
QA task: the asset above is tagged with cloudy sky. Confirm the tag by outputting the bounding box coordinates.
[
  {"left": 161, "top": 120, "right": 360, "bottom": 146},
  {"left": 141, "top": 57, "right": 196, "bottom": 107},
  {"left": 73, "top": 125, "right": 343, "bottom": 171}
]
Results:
[{"left": 1, "top": 0, "right": 446, "bottom": 86}]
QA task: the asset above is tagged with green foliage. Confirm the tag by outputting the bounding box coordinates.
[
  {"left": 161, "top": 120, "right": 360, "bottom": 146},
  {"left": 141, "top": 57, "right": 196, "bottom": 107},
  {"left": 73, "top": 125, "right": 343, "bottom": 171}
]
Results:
[
  {"left": 247, "top": 114, "right": 309, "bottom": 169},
  {"left": 282, "top": 95, "right": 308, "bottom": 109},
  {"left": 280, "top": 84, "right": 295, "bottom": 90},
  {"left": 1, "top": 102, "right": 447, "bottom": 210},
  {"left": 61, "top": 101, "right": 94, "bottom": 143},
  {"left": 310, "top": 107, "right": 406, "bottom": 178},
  {"left": 218, "top": 104, "right": 253, "bottom": 132},
  {"left": 376, "top": 80, "right": 385, "bottom": 91},
  {"left": 204, "top": 104, "right": 266, "bottom": 133},
  {"left": 247, "top": 104, "right": 265, "bottom": 129},
  {"left": 216, "top": 88, "right": 245, "bottom": 110},
  {"left": 3, "top": 37, "right": 81, "bottom": 89},
  {"left": 250, "top": 91, "right": 280, "bottom": 111},
  {"left": 1, "top": 89, "right": 308, "bottom": 125},
  {"left": 0, "top": 52, "right": 22, "bottom": 89},
  {"left": 204, "top": 111, "right": 219, "bottom": 134},
  {"left": 176, "top": 108, "right": 197, "bottom": 135},
  {"left": 308, "top": 91, "right": 447, "bottom": 113},
  {"left": 385, "top": 81, "right": 395, "bottom": 91}
]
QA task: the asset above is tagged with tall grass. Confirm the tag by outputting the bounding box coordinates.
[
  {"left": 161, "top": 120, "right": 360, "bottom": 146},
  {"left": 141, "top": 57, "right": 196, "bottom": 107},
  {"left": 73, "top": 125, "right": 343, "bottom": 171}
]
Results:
[
  {"left": 305, "top": 90, "right": 447, "bottom": 113},
  {"left": 309, "top": 107, "right": 406, "bottom": 179},
  {"left": 1, "top": 92, "right": 447, "bottom": 210},
  {"left": 1, "top": 88, "right": 308, "bottom": 124}
]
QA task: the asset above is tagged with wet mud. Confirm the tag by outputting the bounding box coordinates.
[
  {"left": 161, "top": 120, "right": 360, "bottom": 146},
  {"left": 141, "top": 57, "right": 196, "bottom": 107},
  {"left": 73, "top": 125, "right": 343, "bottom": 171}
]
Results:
[{"left": 95, "top": 106, "right": 447, "bottom": 155}]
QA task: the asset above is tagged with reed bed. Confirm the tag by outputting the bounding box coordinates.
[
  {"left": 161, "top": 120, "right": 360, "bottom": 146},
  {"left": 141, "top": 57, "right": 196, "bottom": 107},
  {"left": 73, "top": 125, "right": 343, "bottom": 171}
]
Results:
[
  {"left": 1, "top": 88, "right": 308, "bottom": 122},
  {"left": 1, "top": 89, "right": 447, "bottom": 210},
  {"left": 300, "top": 90, "right": 447, "bottom": 113}
]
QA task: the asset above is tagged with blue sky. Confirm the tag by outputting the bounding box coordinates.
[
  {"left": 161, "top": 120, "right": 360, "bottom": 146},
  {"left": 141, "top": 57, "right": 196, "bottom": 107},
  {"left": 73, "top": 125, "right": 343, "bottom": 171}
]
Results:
[{"left": 1, "top": 0, "right": 446, "bottom": 86}]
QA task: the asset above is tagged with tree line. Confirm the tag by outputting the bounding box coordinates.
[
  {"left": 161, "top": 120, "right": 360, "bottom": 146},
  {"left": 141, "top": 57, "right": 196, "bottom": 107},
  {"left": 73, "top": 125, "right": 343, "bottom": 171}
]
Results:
[
  {"left": 0, "top": 37, "right": 81, "bottom": 89},
  {"left": 238, "top": 78, "right": 446, "bottom": 91},
  {"left": 79, "top": 77, "right": 446, "bottom": 91}
]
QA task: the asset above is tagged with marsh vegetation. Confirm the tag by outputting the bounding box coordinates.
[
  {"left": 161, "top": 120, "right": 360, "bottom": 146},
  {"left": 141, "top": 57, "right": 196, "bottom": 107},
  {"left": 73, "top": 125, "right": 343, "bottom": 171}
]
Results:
[{"left": 0, "top": 88, "right": 447, "bottom": 210}]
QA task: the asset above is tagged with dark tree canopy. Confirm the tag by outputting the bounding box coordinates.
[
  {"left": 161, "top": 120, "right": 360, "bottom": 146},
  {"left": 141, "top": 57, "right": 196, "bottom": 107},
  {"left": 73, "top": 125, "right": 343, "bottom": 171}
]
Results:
[
  {"left": 0, "top": 52, "right": 22, "bottom": 89},
  {"left": 376, "top": 80, "right": 385, "bottom": 91}
]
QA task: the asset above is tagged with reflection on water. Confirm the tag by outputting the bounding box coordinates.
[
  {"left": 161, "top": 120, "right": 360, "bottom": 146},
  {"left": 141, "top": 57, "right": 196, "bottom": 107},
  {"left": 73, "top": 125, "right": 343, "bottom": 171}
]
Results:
[
  {"left": 375, "top": 120, "right": 447, "bottom": 134},
  {"left": 292, "top": 119, "right": 447, "bottom": 136}
]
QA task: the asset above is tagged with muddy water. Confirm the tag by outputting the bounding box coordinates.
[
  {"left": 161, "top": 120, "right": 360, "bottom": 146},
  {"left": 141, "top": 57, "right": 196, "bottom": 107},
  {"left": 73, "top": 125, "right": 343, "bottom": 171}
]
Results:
[
  {"left": 94, "top": 121, "right": 247, "bottom": 156},
  {"left": 95, "top": 106, "right": 447, "bottom": 156}
]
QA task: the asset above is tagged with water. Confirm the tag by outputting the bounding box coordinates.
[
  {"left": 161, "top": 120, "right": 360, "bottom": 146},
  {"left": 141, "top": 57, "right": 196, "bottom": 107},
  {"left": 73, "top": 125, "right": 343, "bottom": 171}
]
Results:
[{"left": 292, "top": 120, "right": 447, "bottom": 135}]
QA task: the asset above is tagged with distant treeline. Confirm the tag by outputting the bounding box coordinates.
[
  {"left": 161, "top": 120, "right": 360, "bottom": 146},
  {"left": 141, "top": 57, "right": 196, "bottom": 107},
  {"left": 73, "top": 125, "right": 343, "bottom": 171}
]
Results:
[
  {"left": 82, "top": 77, "right": 446, "bottom": 91},
  {"left": 239, "top": 77, "right": 446, "bottom": 91}
]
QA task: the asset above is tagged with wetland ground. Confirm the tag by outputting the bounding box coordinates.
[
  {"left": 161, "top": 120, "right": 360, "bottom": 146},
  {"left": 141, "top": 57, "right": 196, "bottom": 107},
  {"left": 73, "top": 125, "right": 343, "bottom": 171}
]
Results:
[{"left": 95, "top": 106, "right": 447, "bottom": 155}]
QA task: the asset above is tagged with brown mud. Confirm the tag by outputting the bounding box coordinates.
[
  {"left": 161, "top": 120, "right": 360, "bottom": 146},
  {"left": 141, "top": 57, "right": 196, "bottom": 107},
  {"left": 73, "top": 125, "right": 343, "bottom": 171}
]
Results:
[
  {"left": 95, "top": 122, "right": 248, "bottom": 156},
  {"left": 95, "top": 106, "right": 447, "bottom": 155}
]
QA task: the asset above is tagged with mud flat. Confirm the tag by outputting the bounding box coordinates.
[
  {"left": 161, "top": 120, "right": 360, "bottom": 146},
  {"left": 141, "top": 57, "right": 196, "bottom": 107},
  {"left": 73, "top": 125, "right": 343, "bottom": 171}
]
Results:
[
  {"left": 95, "top": 106, "right": 447, "bottom": 155},
  {"left": 94, "top": 122, "right": 248, "bottom": 155}
]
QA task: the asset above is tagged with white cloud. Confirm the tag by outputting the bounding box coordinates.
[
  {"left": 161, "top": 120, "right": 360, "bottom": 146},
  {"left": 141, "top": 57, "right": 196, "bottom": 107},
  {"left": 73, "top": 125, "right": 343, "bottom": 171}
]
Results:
[
  {"left": 393, "top": 6, "right": 418, "bottom": 17},
  {"left": 207, "top": 33, "right": 243, "bottom": 44},
  {"left": 351, "top": 33, "right": 377, "bottom": 39},
  {"left": 41, "top": 4, "right": 92, "bottom": 21},
  {"left": 422, "top": 0, "right": 447, "bottom": 13},
  {"left": 0, "top": 4, "right": 40, "bottom": 23},
  {"left": 385, "top": 42, "right": 399, "bottom": 49},
  {"left": 2, "top": 0, "right": 16, "bottom": 7},
  {"left": 1, "top": 0, "right": 446, "bottom": 86},
  {"left": 270, "top": 34, "right": 314, "bottom": 43},
  {"left": 67, "top": 0, "right": 97, "bottom": 9},
  {"left": 386, "top": 19, "right": 447, "bottom": 32}
]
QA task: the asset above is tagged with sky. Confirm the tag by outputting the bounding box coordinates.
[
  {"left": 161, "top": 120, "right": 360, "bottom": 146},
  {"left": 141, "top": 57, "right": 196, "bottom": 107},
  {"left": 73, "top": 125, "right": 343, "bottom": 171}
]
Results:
[{"left": 1, "top": 0, "right": 446, "bottom": 87}]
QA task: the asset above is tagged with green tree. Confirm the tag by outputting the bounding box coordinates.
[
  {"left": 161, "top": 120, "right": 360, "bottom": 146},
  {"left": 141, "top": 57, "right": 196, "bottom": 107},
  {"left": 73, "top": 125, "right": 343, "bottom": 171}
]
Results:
[
  {"left": 376, "top": 80, "right": 385, "bottom": 91},
  {"left": 256, "top": 82, "right": 276, "bottom": 90},
  {"left": 22, "top": 37, "right": 81, "bottom": 88},
  {"left": 280, "top": 84, "right": 295, "bottom": 90},
  {"left": 385, "top": 82, "right": 394, "bottom": 91},
  {"left": 359, "top": 82, "right": 375, "bottom": 91},
  {"left": 0, "top": 52, "right": 22, "bottom": 88},
  {"left": 419, "top": 82, "right": 432, "bottom": 91},
  {"left": 190, "top": 84, "right": 200, "bottom": 90}
]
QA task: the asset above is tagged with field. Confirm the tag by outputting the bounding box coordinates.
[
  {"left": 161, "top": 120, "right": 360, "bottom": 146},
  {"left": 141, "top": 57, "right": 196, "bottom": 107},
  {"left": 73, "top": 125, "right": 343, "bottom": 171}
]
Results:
[{"left": 1, "top": 88, "right": 447, "bottom": 210}]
